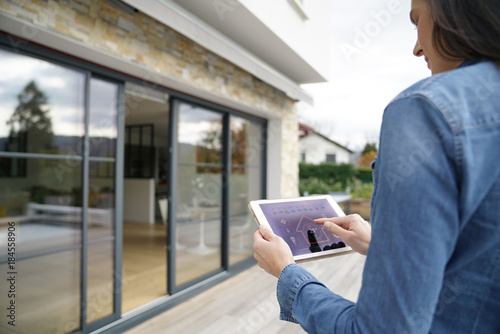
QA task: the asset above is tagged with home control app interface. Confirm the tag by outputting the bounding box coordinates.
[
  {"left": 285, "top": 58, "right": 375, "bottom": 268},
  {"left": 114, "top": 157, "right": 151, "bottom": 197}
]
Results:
[{"left": 259, "top": 198, "right": 346, "bottom": 256}]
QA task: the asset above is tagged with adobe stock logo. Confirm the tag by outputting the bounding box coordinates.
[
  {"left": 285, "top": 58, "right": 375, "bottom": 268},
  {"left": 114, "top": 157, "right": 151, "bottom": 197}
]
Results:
[
  {"left": 339, "top": 0, "right": 403, "bottom": 62},
  {"left": 213, "top": 0, "right": 240, "bottom": 21}
]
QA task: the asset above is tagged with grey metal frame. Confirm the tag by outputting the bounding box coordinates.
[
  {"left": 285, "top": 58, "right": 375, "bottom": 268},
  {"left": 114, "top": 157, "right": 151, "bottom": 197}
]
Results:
[
  {"left": 221, "top": 113, "right": 231, "bottom": 270},
  {"left": 80, "top": 70, "right": 91, "bottom": 334},
  {"left": 0, "top": 32, "right": 268, "bottom": 334},
  {"left": 166, "top": 98, "right": 178, "bottom": 295}
]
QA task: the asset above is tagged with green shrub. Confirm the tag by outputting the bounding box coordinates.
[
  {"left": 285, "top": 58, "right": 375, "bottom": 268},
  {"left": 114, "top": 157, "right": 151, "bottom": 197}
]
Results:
[
  {"left": 299, "top": 177, "right": 344, "bottom": 196},
  {"left": 299, "top": 163, "right": 355, "bottom": 189},
  {"left": 351, "top": 180, "right": 374, "bottom": 199},
  {"left": 298, "top": 163, "right": 375, "bottom": 198},
  {"left": 356, "top": 167, "right": 373, "bottom": 183}
]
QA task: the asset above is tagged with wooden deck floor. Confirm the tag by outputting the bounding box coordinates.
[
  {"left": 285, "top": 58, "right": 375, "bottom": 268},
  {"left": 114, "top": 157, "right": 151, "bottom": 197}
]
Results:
[{"left": 124, "top": 252, "right": 366, "bottom": 334}]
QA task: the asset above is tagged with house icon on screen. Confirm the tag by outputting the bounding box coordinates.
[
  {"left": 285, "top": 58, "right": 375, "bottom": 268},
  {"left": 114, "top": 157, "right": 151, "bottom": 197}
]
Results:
[{"left": 296, "top": 216, "right": 331, "bottom": 244}]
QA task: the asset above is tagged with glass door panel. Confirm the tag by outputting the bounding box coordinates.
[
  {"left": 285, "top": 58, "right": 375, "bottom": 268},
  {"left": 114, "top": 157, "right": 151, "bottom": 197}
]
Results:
[
  {"left": 0, "top": 49, "right": 85, "bottom": 156},
  {"left": 0, "top": 47, "right": 86, "bottom": 334},
  {"left": 229, "top": 118, "right": 263, "bottom": 265},
  {"left": 86, "top": 78, "right": 118, "bottom": 325},
  {"left": 175, "top": 102, "right": 223, "bottom": 286},
  {"left": 87, "top": 241, "right": 114, "bottom": 323},
  {"left": 87, "top": 160, "right": 115, "bottom": 323},
  {"left": 0, "top": 157, "right": 83, "bottom": 334}
]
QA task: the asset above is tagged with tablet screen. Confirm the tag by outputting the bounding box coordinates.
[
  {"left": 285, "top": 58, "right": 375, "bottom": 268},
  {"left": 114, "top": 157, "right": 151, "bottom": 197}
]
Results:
[{"left": 257, "top": 197, "right": 347, "bottom": 257}]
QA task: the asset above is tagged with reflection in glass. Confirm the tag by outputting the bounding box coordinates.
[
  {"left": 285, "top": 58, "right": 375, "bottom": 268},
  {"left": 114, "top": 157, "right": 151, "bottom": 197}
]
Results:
[
  {"left": 175, "top": 171, "right": 222, "bottom": 285},
  {"left": 88, "top": 161, "right": 115, "bottom": 321},
  {"left": 0, "top": 48, "right": 85, "bottom": 155},
  {"left": 231, "top": 118, "right": 262, "bottom": 170},
  {"left": 177, "top": 103, "right": 223, "bottom": 166},
  {"left": 177, "top": 169, "right": 222, "bottom": 222},
  {"left": 89, "top": 78, "right": 118, "bottom": 157},
  {"left": 89, "top": 161, "right": 115, "bottom": 240},
  {"left": 87, "top": 241, "right": 114, "bottom": 323},
  {"left": 0, "top": 158, "right": 82, "bottom": 258},
  {"left": 0, "top": 250, "right": 81, "bottom": 334},
  {"left": 229, "top": 116, "right": 263, "bottom": 266},
  {"left": 176, "top": 103, "right": 223, "bottom": 286},
  {"left": 229, "top": 166, "right": 263, "bottom": 266},
  {"left": 87, "top": 79, "right": 118, "bottom": 324},
  {"left": 0, "top": 49, "right": 121, "bottom": 330}
]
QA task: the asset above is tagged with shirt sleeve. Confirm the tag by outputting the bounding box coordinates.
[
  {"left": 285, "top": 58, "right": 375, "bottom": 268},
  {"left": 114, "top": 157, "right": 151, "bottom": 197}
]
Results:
[
  {"left": 277, "top": 95, "right": 461, "bottom": 333},
  {"left": 277, "top": 263, "right": 356, "bottom": 331}
]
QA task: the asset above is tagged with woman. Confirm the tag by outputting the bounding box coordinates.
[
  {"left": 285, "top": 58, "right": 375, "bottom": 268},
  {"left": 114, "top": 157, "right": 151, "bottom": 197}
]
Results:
[{"left": 253, "top": 0, "right": 500, "bottom": 333}]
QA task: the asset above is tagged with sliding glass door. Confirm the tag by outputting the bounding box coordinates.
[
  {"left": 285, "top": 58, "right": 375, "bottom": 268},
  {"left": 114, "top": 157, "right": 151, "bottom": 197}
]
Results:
[
  {"left": 0, "top": 47, "right": 121, "bottom": 333},
  {"left": 86, "top": 78, "right": 119, "bottom": 326},
  {"left": 0, "top": 39, "right": 267, "bottom": 333},
  {"left": 174, "top": 103, "right": 224, "bottom": 287},
  {"left": 169, "top": 99, "right": 266, "bottom": 291},
  {"left": 229, "top": 117, "right": 264, "bottom": 265}
]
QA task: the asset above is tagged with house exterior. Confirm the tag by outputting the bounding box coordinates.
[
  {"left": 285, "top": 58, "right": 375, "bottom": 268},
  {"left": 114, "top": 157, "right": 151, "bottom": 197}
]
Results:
[
  {"left": 299, "top": 123, "right": 353, "bottom": 164},
  {"left": 0, "top": 1, "right": 331, "bottom": 333}
]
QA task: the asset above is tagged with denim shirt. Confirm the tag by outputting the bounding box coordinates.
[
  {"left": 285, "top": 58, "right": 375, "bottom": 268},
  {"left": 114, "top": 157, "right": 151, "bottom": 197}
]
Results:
[{"left": 277, "top": 59, "right": 500, "bottom": 333}]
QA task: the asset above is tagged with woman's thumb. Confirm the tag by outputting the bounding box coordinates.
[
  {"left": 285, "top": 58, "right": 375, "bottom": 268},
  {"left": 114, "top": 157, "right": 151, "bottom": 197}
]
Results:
[{"left": 259, "top": 225, "right": 274, "bottom": 241}]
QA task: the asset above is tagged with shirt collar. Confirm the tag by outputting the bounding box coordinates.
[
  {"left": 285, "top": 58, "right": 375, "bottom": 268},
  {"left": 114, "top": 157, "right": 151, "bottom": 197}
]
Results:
[{"left": 458, "top": 58, "right": 486, "bottom": 69}]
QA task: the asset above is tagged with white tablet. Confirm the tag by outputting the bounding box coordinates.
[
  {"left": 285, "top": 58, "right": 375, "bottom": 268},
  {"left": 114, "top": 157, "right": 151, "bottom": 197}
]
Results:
[{"left": 249, "top": 195, "right": 353, "bottom": 262}]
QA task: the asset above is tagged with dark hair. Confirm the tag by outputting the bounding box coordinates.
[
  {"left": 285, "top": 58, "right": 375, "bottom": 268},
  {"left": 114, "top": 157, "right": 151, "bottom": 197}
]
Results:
[{"left": 429, "top": 0, "right": 500, "bottom": 62}]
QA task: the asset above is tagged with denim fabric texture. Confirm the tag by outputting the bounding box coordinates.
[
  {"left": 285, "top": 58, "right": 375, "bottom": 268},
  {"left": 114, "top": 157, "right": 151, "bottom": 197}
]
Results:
[{"left": 277, "top": 59, "right": 500, "bottom": 333}]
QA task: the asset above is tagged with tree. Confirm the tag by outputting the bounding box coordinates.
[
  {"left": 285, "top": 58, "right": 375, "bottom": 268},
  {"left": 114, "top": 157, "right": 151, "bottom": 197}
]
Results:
[
  {"left": 1, "top": 81, "right": 53, "bottom": 177},
  {"left": 357, "top": 142, "right": 377, "bottom": 168},
  {"left": 6, "top": 80, "right": 53, "bottom": 153},
  {"left": 196, "top": 122, "right": 223, "bottom": 173},
  {"left": 357, "top": 150, "right": 377, "bottom": 168},
  {"left": 361, "top": 142, "right": 377, "bottom": 156}
]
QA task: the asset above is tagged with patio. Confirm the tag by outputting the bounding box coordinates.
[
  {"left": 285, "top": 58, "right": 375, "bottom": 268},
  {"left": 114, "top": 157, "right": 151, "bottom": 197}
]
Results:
[{"left": 124, "top": 252, "right": 366, "bottom": 334}]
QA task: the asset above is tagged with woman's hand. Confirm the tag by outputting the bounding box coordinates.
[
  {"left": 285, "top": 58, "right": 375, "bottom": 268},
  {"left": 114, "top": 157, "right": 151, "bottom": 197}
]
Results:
[
  {"left": 315, "top": 214, "right": 372, "bottom": 255},
  {"left": 253, "top": 225, "right": 295, "bottom": 278}
]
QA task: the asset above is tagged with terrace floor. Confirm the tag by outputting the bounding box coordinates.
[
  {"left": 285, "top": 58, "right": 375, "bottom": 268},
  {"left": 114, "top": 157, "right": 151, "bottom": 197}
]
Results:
[{"left": 124, "top": 252, "right": 366, "bottom": 334}]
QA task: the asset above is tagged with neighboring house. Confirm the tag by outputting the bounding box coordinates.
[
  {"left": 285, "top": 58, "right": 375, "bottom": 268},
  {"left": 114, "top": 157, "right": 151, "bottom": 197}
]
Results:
[
  {"left": 299, "top": 123, "right": 354, "bottom": 164},
  {"left": 0, "top": 1, "right": 331, "bottom": 333}
]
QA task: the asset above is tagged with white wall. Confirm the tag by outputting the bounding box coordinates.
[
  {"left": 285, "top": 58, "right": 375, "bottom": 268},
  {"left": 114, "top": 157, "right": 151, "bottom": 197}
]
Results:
[
  {"left": 123, "top": 178, "right": 155, "bottom": 223},
  {"left": 239, "top": 0, "right": 331, "bottom": 81},
  {"left": 299, "top": 134, "right": 351, "bottom": 165}
]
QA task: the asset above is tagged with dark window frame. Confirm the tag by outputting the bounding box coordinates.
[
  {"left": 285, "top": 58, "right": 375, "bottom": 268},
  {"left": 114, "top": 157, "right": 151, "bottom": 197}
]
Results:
[
  {"left": 124, "top": 124, "right": 155, "bottom": 178},
  {"left": 326, "top": 153, "right": 336, "bottom": 164}
]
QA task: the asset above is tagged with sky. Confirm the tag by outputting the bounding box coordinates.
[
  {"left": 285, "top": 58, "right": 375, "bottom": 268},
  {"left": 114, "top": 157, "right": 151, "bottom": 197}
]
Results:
[
  {"left": 297, "top": 0, "right": 430, "bottom": 152},
  {"left": 0, "top": 49, "right": 86, "bottom": 138},
  {"left": 0, "top": 49, "right": 119, "bottom": 139}
]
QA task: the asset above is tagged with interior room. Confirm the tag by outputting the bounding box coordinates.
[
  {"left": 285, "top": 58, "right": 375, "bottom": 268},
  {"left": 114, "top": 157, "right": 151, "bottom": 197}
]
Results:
[
  {"left": 122, "top": 83, "right": 169, "bottom": 313},
  {"left": 121, "top": 84, "right": 258, "bottom": 312}
]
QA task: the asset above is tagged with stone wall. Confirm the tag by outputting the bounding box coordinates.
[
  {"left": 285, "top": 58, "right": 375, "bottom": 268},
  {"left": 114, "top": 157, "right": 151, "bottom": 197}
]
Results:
[
  {"left": 279, "top": 110, "right": 299, "bottom": 198},
  {"left": 0, "top": 0, "right": 299, "bottom": 197}
]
